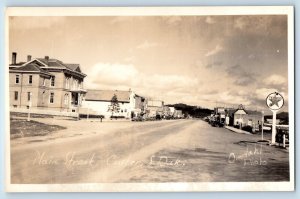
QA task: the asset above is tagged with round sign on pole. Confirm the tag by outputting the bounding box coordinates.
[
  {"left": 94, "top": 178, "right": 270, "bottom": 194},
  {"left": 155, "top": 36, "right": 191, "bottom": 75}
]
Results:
[
  {"left": 266, "top": 92, "right": 284, "bottom": 145},
  {"left": 266, "top": 92, "right": 284, "bottom": 111}
]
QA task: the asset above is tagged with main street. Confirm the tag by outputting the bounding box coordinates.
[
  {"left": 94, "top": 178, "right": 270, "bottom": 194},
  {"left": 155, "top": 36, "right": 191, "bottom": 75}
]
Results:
[{"left": 10, "top": 118, "right": 289, "bottom": 183}]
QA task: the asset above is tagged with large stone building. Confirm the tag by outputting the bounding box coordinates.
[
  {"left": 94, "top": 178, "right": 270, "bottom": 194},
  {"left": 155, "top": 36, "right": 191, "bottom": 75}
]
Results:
[{"left": 9, "top": 52, "right": 86, "bottom": 113}]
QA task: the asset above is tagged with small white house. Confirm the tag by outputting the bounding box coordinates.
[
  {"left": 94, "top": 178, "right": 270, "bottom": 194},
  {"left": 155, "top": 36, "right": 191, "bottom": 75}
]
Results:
[
  {"left": 233, "top": 109, "right": 247, "bottom": 126},
  {"left": 82, "top": 89, "right": 145, "bottom": 119}
]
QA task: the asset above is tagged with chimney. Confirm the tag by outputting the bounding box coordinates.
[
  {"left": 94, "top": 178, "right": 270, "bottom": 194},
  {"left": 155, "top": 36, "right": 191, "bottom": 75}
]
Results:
[
  {"left": 27, "top": 55, "right": 32, "bottom": 62},
  {"left": 44, "top": 56, "right": 49, "bottom": 65},
  {"left": 12, "top": 52, "right": 17, "bottom": 65}
]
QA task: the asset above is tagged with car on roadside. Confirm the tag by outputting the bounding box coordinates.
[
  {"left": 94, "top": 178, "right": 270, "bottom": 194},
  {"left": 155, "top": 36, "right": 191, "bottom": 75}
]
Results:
[
  {"left": 131, "top": 116, "right": 144, "bottom": 122},
  {"left": 263, "top": 126, "right": 271, "bottom": 131},
  {"left": 204, "top": 116, "right": 210, "bottom": 122}
]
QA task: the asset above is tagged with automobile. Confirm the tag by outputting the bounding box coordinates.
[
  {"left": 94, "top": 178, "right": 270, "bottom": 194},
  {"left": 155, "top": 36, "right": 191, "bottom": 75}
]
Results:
[
  {"left": 209, "top": 114, "right": 224, "bottom": 127},
  {"left": 252, "top": 125, "right": 260, "bottom": 132},
  {"left": 155, "top": 114, "right": 162, "bottom": 120},
  {"left": 276, "top": 128, "right": 289, "bottom": 145},
  {"left": 145, "top": 117, "right": 156, "bottom": 121},
  {"left": 131, "top": 116, "right": 144, "bottom": 122},
  {"left": 164, "top": 115, "right": 173, "bottom": 120},
  {"left": 263, "top": 126, "right": 271, "bottom": 131},
  {"left": 204, "top": 116, "right": 210, "bottom": 122}
]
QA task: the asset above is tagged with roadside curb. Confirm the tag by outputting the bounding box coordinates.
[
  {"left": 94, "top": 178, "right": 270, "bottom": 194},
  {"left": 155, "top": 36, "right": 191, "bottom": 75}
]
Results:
[{"left": 224, "top": 126, "right": 252, "bottom": 135}]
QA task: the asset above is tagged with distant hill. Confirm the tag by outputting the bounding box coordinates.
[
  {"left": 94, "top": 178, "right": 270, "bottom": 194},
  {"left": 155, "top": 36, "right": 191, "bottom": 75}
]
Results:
[
  {"left": 265, "top": 111, "right": 289, "bottom": 125},
  {"left": 166, "top": 103, "right": 213, "bottom": 118}
]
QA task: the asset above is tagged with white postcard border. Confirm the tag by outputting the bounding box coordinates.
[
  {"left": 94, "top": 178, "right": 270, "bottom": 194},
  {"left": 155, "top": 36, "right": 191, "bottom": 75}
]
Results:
[{"left": 5, "top": 6, "right": 294, "bottom": 192}]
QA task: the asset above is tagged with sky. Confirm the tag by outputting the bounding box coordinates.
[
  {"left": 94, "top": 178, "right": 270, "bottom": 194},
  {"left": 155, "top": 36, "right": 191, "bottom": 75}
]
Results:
[{"left": 9, "top": 15, "right": 289, "bottom": 112}]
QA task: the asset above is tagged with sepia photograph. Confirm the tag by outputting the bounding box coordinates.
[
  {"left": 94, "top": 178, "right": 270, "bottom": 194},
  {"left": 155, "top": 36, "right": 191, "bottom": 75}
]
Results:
[{"left": 5, "top": 7, "right": 294, "bottom": 192}]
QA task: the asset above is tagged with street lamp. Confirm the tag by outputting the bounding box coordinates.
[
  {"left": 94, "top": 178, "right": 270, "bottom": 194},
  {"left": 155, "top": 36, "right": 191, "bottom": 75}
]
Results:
[
  {"left": 261, "top": 110, "right": 264, "bottom": 140},
  {"left": 258, "top": 110, "right": 268, "bottom": 143}
]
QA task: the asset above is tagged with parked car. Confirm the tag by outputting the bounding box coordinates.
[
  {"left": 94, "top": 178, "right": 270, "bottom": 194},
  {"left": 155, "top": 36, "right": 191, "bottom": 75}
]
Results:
[
  {"left": 204, "top": 116, "right": 210, "bottom": 122},
  {"left": 131, "top": 116, "right": 144, "bottom": 122},
  {"left": 155, "top": 114, "right": 162, "bottom": 120},
  {"left": 276, "top": 128, "right": 289, "bottom": 145},
  {"left": 145, "top": 117, "right": 156, "bottom": 121},
  {"left": 209, "top": 115, "right": 224, "bottom": 127},
  {"left": 263, "top": 126, "right": 271, "bottom": 131}
]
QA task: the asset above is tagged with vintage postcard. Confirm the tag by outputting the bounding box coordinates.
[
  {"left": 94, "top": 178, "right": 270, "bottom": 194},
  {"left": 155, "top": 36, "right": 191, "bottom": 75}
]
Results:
[{"left": 5, "top": 6, "right": 294, "bottom": 192}]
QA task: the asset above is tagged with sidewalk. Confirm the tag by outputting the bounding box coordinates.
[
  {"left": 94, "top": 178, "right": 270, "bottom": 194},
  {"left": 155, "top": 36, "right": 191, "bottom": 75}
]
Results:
[
  {"left": 224, "top": 125, "right": 252, "bottom": 135},
  {"left": 82, "top": 118, "right": 131, "bottom": 122}
]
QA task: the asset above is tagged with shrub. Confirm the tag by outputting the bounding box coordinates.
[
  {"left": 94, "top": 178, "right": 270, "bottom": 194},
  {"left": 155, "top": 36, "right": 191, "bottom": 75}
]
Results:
[
  {"left": 110, "top": 115, "right": 125, "bottom": 119},
  {"left": 242, "top": 125, "right": 253, "bottom": 133},
  {"left": 233, "top": 125, "right": 240, "bottom": 129},
  {"left": 79, "top": 114, "right": 104, "bottom": 119}
]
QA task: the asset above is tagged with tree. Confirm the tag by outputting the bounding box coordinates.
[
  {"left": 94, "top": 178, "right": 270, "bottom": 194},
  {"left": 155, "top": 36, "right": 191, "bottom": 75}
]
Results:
[{"left": 107, "top": 94, "right": 120, "bottom": 119}]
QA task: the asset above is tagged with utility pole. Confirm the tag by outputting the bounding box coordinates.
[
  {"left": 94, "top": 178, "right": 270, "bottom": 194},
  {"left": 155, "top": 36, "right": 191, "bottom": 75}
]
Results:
[
  {"left": 261, "top": 110, "right": 264, "bottom": 140},
  {"left": 271, "top": 110, "right": 278, "bottom": 144}
]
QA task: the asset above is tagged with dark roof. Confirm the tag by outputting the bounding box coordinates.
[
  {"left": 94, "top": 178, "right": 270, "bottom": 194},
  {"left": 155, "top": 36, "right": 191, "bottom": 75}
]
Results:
[
  {"left": 10, "top": 63, "right": 52, "bottom": 76},
  {"left": 34, "top": 58, "right": 86, "bottom": 77},
  {"left": 47, "top": 61, "right": 63, "bottom": 67},
  {"left": 65, "top": 64, "right": 81, "bottom": 72},
  {"left": 85, "top": 90, "right": 131, "bottom": 102},
  {"left": 35, "top": 58, "right": 48, "bottom": 65},
  {"left": 10, "top": 56, "right": 86, "bottom": 77},
  {"left": 36, "top": 58, "right": 82, "bottom": 72},
  {"left": 11, "top": 63, "right": 39, "bottom": 72},
  {"left": 37, "top": 58, "right": 65, "bottom": 67}
]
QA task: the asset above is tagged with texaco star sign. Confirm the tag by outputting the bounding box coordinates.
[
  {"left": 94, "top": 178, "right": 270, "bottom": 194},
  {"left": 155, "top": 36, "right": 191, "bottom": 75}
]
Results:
[{"left": 266, "top": 92, "right": 284, "bottom": 111}]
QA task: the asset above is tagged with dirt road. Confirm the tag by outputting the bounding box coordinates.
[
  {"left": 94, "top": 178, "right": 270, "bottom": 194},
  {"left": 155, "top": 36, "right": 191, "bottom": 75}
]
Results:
[{"left": 10, "top": 118, "right": 289, "bottom": 183}]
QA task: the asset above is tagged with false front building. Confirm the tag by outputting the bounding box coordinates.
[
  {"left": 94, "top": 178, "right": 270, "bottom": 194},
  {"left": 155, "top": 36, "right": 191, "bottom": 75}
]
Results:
[
  {"left": 145, "top": 99, "right": 164, "bottom": 118},
  {"left": 9, "top": 52, "right": 87, "bottom": 113}
]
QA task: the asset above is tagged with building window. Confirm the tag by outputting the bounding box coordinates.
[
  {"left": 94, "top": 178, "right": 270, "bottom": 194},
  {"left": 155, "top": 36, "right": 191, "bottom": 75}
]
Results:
[
  {"left": 64, "top": 94, "right": 69, "bottom": 105},
  {"left": 78, "top": 94, "right": 82, "bottom": 105},
  {"left": 65, "top": 77, "right": 70, "bottom": 89},
  {"left": 29, "top": 75, "right": 33, "bottom": 84},
  {"left": 27, "top": 92, "right": 31, "bottom": 101},
  {"left": 14, "top": 91, "right": 18, "bottom": 100},
  {"left": 43, "top": 78, "right": 46, "bottom": 86},
  {"left": 73, "top": 79, "right": 78, "bottom": 90},
  {"left": 50, "top": 92, "right": 54, "bottom": 103},
  {"left": 15, "top": 75, "right": 20, "bottom": 84},
  {"left": 42, "top": 90, "right": 45, "bottom": 104},
  {"left": 51, "top": 77, "right": 55, "bottom": 87}
]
